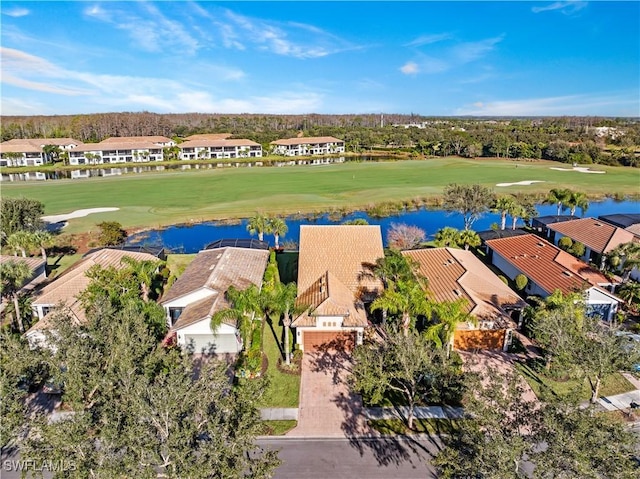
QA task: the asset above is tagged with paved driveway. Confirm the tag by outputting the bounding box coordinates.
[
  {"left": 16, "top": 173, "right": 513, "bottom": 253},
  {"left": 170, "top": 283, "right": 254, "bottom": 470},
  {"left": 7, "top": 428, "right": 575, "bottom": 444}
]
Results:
[{"left": 287, "top": 347, "right": 370, "bottom": 437}]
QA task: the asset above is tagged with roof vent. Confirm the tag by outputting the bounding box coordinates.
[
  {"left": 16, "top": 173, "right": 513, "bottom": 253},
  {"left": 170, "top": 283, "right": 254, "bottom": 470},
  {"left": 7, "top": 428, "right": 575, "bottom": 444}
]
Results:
[
  {"left": 562, "top": 271, "right": 572, "bottom": 277},
  {"left": 537, "top": 242, "right": 545, "bottom": 247},
  {"left": 453, "top": 289, "right": 462, "bottom": 296},
  {"left": 594, "top": 223, "right": 603, "bottom": 227}
]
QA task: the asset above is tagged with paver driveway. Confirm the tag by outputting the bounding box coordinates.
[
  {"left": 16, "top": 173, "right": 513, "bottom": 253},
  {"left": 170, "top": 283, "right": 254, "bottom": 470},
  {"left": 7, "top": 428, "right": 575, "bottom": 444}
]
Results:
[{"left": 287, "top": 347, "right": 370, "bottom": 437}]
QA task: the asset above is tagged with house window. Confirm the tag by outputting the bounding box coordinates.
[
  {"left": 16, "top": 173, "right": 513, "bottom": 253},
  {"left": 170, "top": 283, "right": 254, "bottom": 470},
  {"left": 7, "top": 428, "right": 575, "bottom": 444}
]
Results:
[
  {"left": 169, "top": 307, "right": 183, "bottom": 326},
  {"left": 41, "top": 306, "right": 52, "bottom": 317}
]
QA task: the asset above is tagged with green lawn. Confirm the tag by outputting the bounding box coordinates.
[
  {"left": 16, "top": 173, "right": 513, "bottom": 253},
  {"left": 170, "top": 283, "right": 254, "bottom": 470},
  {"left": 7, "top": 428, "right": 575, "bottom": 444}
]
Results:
[
  {"left": 515, "top": 362, "right": 635, "bottom": 401},
  {"left": 260, "top": 319, "right": 300, "bottom": 408},
  {"left": 369, "top": 418, "right": 460, "bottom": 435},
  {"left": 166, "top": 254, "right": 196, "bottom": 278},
  {"left": 258, "top": 420, "right": 297, "bottom": 436},
  {"left": 3, "top": 158, "right": 639, "bottom": 233}
]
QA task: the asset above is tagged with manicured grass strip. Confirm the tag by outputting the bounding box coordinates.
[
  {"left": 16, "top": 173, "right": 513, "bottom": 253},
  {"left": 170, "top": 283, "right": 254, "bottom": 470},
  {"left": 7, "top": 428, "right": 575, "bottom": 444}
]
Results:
[
  {"left": 260, "top": 319, "right": 300, "bottom": 408},
  {"left": 3, "top": 158, "right": 639, "bottom": 233},
  {"left": 47, "top": 252, "right": 83, "bottom": 279},
  {"left": 515, "top": 362, "right": 635, "bottom": 401},
  {"left": 369, "top": 419, "right": 460, "bottom": 436},
  {"left": 258, "top": 420, "right": 297, "bottom": 436}
]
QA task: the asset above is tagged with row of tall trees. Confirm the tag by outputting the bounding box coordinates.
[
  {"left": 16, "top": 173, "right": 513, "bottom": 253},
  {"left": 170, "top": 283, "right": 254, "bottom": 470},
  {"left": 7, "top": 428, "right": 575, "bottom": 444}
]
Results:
[{"left": 544, "top": 188, "right": 590, "bottom": 216}]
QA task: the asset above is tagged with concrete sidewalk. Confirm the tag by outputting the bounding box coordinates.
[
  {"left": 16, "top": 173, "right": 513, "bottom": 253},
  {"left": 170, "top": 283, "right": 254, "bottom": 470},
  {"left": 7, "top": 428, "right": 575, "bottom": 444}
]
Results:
[{"left": 365, "top": 406, "right": 464, "bottom": 420}]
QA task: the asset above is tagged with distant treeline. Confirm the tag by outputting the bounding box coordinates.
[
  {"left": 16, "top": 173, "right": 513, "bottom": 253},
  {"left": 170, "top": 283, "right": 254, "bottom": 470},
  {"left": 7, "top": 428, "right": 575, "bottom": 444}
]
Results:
[{"left": 1, "top": 112, "right": 638, "bottom": 166}]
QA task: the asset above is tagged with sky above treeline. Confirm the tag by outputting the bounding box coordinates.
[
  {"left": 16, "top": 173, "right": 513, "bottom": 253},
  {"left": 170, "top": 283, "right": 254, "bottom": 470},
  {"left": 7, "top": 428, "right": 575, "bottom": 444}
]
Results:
[{"left": 1, "top": 1, "right": 638, "bottom": 117}]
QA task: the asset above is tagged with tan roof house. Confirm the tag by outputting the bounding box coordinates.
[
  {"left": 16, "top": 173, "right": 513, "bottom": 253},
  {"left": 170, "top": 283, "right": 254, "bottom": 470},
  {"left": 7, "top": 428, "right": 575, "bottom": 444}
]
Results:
[
  {"left": 292, "top": 225, "right": 383, "bottom": 352},
  {"left": 160, "top": 246, "right": 269, "bottom": 355},
  {"left": 270, "top": 136, "right": 345, "bottom": 157},
  {"left": 178, "top": 139, "right": 262, "bottom": 160},
  {"left": 27, "top": 248, "right": 159, "bottom": 347},
  {"left": 402, "top": 248, "right": 526, "bottom": 351}
]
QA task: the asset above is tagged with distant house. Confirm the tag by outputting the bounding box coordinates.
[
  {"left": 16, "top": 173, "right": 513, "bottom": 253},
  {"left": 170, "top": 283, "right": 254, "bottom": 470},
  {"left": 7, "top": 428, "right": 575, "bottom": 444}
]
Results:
[
  {"left": 178, "top": 139, "right": 262, "bottom": 160},
  {"left": 292, "top": 225, "right": 383, "bottom": 352},
  {"left": 160, "top": 246, "right": 269, "bottom": 355},
  {"left": 27, "top": 248, "right": 160, "bottom": 347},
  {"left": 485, "top": 234, "right": 620, "bottom": 321},
  {"left": 270, "top": 136, "right": 345, "bottom": 156},
  {"left": 68, "top": 136, "right": 172, "bottom": 166},
  {"left": 543, "top": 217, "right": 636, "bottom": 267},
  {"left": 402, "top": 248, "right": 526, "bottom": 351},
  {"left": 0, "top": 138, "right": 83, "bottom": 167}
]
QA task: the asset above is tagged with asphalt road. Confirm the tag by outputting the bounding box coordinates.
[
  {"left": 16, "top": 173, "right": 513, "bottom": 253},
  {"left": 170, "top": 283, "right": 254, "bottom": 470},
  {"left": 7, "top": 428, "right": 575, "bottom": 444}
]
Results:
[{"left": 258, "top": 436, "right": 441, "bottom": 479}]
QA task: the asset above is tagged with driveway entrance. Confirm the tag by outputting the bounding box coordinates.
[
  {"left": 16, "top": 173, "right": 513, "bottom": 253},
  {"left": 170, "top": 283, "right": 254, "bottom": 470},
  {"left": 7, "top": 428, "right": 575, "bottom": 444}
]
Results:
[{"left": 287, "top": 347, "right": 369, "bottom": 437}]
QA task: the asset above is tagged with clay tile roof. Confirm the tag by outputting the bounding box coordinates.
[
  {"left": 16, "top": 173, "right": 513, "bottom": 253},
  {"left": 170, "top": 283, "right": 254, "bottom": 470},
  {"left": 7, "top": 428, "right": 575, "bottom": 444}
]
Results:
[
  {"left": 184, "top": 133, "right": 232, "bottom": 141},
  {"left": 485, "top": 234, "right": 611, "bottom": 296},
  {"left": 547, "top": 217, "right": 635, "bottom": 254},
  {"left": 29, "top": 249, "right": 160, "bottom": 330},
  {"left": 0, "top": 255, "right": 46, "bottom": 275},
  {"left": 171, "top": 294, "right": 223, "bottom": 330},
  {"left": 1, "top": 138, "right": 83, "bottom": 151},
  {"left": 161, "top": 247, "right": 269, "bottom": 305},
  {"left": 297, "top": 225, "right": 384, "bottom": 295},
  {"left": 270, "top": 136, "right": 344, "bottom": 146},
  {"left": 292, "top": 271, "right": 368, "bottom": 328},
  {"left": 178, "top": 139, "right": 261, "bottom": 149},
  {"left": 403, "top": 248, "right": 525, "bottom": 324},
  {"left": 93, "top": 140, "right": 164, "bottom": 151},
  {"left": 100, "top": 136, "right": 173, "bottom": 144}
]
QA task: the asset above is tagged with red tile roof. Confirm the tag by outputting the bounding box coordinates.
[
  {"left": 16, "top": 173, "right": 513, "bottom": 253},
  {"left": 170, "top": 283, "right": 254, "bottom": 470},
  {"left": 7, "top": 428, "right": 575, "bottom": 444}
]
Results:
[
  {"left": 270, "top": 136, "right": 344, "bottom": 146},
  {"left": 485, "top": 234, "right": 612, "bottom": 296},
  {"left": 178, "top": 139, "right": 260, "bottom": 149},
  {"left": 547, "top": 217, "right": 635, "bottom": 254}
]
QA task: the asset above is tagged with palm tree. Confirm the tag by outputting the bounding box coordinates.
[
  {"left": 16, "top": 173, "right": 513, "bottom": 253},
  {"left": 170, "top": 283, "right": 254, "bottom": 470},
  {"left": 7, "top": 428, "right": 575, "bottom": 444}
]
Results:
[
  {"left": 246, "top": 213, "right": 270, "bottom": 242},
  {"left": 268, "top": 217, "right": 288, "bottom": 249},
  {"left": 606, "top": 242, "right": 640, "bottom": 281},
  {"left": 370, "top": 280, "right": 432, "bottom": 336},
  {"left": 492, "top": 196, "right": 516, "bottom": 231},
  {"left": 263, "top": 282, "right": 300, "bottom": 365},
  {"left": 121, "top": 256, "right": 162, "bottom": 302},
  {"left": 0, "top": 260, "right": 32, "bottom": 333},
  {"left": 507, "top": 202, "right": 528, "bottom": 230},
  {"left": 363, "top": 249, "right": 419, "bottom": 289},
  {"left": 212, "top": 285, "right": 261, "bottom": 351},
  {"left": 566, "top": 191, "right": 589, "bottom": 217},
  {"left": 545, "top": 188, "right": 571, "bottom": 216},
  {"left": 458, "top": 229, "right": 480, "bottom": 250},
  {"left": 424, "top": 298, "right": 476, "bottom": 357},
  {"left": 31, "top": 230, "right": 54, "bottom": 264},
  {"left": 617, "top": 282, "right": 640, "bottom": 310},
  {"left": 434, "top": 227, "right": 461, "bottom": 248},
  {"left": 7, "top": 231, "right": 34, "bottom": 258}
]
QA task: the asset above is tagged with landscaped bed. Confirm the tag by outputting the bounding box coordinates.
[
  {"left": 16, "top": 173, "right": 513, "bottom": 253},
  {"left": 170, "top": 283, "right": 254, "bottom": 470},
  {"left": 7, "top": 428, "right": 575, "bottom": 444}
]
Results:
[
  {"left": 260, "top": 319, "right": 301, "bottom": 408},
  {"left": 258, "top": 420, "right": 298, "bottom": 436}
]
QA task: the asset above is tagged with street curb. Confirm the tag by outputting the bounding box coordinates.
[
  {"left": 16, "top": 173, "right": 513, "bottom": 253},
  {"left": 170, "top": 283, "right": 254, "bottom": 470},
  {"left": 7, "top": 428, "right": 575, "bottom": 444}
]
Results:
[{"left": 256, "top": 433, "right": 439, "bottom": 442}]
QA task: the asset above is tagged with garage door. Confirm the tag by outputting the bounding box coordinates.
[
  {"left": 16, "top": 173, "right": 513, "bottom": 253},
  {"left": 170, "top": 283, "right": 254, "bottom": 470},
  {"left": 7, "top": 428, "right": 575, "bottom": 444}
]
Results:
[
  {"left": 303, "top": 331, "right": 356, "bottom": 352},
  {"left": 454, "top": 329, "right": 505, "bottom": 351},
  {"left": 184, "top": 334, "right": 240, "bottom": 354}
]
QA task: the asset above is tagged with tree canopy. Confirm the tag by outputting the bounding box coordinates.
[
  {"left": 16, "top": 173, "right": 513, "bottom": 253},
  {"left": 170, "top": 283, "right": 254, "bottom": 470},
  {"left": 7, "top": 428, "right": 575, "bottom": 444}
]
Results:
[{"left": 442, "top": 183, "right": 494, "bottom": 230}]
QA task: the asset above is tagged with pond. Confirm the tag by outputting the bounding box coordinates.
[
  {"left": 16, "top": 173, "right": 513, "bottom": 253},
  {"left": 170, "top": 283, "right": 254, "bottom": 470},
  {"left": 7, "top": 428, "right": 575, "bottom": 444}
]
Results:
[
  {"left": 0, "top": 155, "right": 397, "bottom": 182},
  {"left": 125, "top": 198, "right": 640, "bottom": 254}
]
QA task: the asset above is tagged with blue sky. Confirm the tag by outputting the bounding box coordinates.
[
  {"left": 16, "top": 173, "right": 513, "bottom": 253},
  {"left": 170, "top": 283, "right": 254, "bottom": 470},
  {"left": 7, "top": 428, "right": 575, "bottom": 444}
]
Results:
[{"left": 1, "top": 1, "right": 638, "bottom": 116}]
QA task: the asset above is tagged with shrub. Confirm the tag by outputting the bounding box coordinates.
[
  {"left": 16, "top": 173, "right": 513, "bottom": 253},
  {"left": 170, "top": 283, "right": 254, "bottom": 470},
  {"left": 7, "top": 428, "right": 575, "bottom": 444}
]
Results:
[
  {"left": 498, "top": 275, "right": 509, "bottom": 285},
  {"left": 557, "top": 236, "right": 573, "bottom": 252},
  {"left": 96, "top": 221, "right": 127, "bottom": 246},
  {"left": 515, "top": 274, "right": 528, "bottom": 291},
  {"left": 571, "top": 241, "right": 586, "bottom": 258}
]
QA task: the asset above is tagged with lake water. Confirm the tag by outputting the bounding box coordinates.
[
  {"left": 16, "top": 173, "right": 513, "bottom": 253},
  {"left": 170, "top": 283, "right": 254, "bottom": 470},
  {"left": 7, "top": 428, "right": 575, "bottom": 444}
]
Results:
[
  {"left": 0, "top": 155, "right": 395, "bottom": 182},
  {"left": 125, "top": 199, "right": 640, "bottom": 253}
]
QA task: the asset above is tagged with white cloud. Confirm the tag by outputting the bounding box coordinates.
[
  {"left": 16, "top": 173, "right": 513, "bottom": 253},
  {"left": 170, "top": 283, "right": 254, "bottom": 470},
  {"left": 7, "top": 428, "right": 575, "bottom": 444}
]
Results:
[
  {"left": 451, "top": 36, "right": 504, "bottom": 63},
  {"left": 84, "top": 3, "right": 200, "bottom": 55},
  {"left": 532, "top": 1, "right": 588, "bottom": 14},
  {"left": 455, "top": 92, "right": 639, "bottom": 116},
  {"left": 0, "top": 47, "right": 323, "bottom": 115},
  {"left": 400, "top": 62, "right": 419, "bottom": 75},
  {"left": 2, "top": 7, "right": 29, "bottom": 17},
  {"left": 405, "top": 33, "right": 452, "bottom": 47}
]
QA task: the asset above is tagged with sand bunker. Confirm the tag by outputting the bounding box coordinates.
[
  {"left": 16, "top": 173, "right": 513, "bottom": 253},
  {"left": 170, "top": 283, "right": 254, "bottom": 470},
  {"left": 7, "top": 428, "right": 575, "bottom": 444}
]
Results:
[
  {"left": 496, "top": 180, "right": 545, "bottom": 187},
  {"left": 549, "top": 166, "right": 605, "bottom": 174},
  {"left": 42, "top": 207, "right": 120, "bottom": 224}
]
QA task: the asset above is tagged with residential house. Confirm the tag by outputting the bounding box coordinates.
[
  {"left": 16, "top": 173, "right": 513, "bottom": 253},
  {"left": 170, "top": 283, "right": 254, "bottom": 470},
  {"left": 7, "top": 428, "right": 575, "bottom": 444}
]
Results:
[
  {"left": 599, "top": 213, "right": 640, "bottom": 237},
  {"left": 270, "top": 136, "right": 345, "bottom": 156},
  {"left": 160, "top": 246, "right": 269, "bottom": 355},
  {"left": 543, "top": 217, "right": 636, "bottom": 267},
  {"left": 0, "top": 138, "right": 83, "bottom": 167},
  {"left": 485, "top": 234, "right": 620, "bottom": 321},
  {"left": 178, "top": 139, "right": 262, "bottom": 160},
  {"left": 292, "top": 225, "right": 384, "bottom": 352},
  {"left": 402, "top": 248, "right": 527, "bottom": 351},
  {"left": 26, "top": 248, "right": 160, "bottom": 347}
]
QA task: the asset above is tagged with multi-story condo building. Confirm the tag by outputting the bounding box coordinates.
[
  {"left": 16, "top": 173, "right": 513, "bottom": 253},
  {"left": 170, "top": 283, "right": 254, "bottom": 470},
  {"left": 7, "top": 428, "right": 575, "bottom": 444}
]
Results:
[
  {"left": 68, "top": 136, "right": 174, "bottom": 165},
  {"left": 270, "top": 136, "right": 345, "bottom": 156},
  {"left": 0, "top": 138, "right": 83, "bottom": 167},
  {"left": 178, "top": 139, "right": 262, "bottom": 160}
]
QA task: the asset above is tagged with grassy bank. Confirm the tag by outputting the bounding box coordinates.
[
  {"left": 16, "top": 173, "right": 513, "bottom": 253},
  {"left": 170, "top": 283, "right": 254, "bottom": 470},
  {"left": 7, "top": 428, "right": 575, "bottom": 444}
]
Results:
[{"left": 3, "top": 158, "right": 639, "bottom": 233}]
